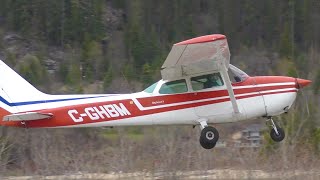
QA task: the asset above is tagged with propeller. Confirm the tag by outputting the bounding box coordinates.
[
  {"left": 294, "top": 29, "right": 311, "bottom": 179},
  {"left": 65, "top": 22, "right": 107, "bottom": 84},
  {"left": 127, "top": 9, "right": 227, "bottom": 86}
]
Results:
[
  {"left": 295, "top": 78, "right": 312, "bottom": 115},
  {"left": 290, "top": 77, "right": 312, "bottom": 144}
]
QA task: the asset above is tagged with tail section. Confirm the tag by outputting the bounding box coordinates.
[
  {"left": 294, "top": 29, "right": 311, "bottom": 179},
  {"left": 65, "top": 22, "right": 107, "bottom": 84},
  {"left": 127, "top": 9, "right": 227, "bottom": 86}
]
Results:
[
  {"left": 0, "top": 60, "right": 109, "bottom": 127},
  {"left": 0, "top": 60, "right": 47, "bottom": 114}
]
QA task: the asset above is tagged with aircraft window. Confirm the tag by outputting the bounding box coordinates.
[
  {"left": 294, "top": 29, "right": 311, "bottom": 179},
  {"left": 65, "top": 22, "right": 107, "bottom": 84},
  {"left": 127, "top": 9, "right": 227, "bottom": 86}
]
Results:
[
  {"left": 159, "top": 79, "right": 188, "bottom": 94},
  {"left": 143, "top": 82, "right": 158, "bottom": 93},
  {"left": 191, "top": 73, "right": 224, "bottom": 91},
  {"left": 228, "top": 64, "right": 249, "bottom": 83}
]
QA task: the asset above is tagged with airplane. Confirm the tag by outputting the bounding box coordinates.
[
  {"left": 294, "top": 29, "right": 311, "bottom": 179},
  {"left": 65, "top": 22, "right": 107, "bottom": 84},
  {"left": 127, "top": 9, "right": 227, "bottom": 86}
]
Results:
[{"left": 0, "top": 34, "right": 312, "bottom": 149}]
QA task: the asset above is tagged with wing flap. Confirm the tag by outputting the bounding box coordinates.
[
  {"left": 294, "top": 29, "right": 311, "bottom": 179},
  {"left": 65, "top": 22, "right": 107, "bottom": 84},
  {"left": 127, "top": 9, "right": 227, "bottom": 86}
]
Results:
[{"left": 3, "top": 112, "right": 53, "bottom": 121}]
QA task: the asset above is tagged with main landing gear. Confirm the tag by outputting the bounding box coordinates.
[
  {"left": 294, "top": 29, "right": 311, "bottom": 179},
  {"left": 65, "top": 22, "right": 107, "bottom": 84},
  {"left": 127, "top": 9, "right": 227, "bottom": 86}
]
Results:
[
  {"left": 267, "top": 117, "right": 285, "bottom": 142},
  {"left": 198, "top": 120, "right": 219, "bottom": 149}
]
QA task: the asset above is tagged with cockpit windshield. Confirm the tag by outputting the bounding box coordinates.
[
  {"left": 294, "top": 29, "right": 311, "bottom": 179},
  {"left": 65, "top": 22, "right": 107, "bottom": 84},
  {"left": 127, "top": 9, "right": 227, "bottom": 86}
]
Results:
[
  {"left": 143, "top": 82, "right": 158, "bottom": 93},
  {"left": 228, "top": 64, "right": 249, "bottom": 83}
]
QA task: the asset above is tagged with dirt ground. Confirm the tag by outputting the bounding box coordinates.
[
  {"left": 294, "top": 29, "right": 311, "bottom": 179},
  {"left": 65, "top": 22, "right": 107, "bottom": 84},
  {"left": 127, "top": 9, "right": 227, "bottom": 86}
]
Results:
[{"left": 2, "top": 169, "right": 320, "bottom": 180}]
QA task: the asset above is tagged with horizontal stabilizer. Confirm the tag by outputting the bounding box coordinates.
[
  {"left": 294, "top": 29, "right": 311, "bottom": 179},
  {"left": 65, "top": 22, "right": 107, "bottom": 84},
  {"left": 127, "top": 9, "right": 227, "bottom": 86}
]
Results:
[{"left": 3, "top": 112, "right": 53, "bottom": 121}]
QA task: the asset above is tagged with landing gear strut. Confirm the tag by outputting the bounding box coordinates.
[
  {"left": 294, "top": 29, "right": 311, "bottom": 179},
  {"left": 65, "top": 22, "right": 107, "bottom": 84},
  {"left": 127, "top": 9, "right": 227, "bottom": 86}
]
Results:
[
  {"left": 198, "top": 120, "right": 219, "bottom": 149},
  {"left": 267, "top": 118, "right": 285, "bottom": 142}
]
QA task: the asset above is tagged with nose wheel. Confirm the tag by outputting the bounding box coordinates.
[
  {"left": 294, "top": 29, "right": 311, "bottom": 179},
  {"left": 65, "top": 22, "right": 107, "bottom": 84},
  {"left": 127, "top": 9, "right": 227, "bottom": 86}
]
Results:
[
  {"left": 198, "top": 119, "right": 219, "bottom": 149},
  {"left": 268, "top": 118, "right": 285, "bottom": 142}
]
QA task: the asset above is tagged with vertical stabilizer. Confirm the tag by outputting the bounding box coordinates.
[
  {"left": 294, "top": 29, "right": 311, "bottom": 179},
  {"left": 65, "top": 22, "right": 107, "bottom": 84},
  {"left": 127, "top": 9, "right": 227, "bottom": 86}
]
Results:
[{"left": 0, "top": 60, "right": 47, "bottom": 113}]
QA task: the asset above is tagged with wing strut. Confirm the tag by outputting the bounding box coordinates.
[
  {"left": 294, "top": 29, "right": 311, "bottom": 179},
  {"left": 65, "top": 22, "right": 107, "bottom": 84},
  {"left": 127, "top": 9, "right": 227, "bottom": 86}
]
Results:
[{"left": 220, "top": 62, "right": 240, "bottom": 114}]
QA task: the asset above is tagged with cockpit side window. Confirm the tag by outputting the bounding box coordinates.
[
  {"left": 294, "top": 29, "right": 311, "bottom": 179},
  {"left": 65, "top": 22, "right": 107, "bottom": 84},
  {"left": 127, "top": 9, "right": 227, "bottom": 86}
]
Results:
[
  {"left": 191, "top": 73, "right": 224, "bottom": 91},
  {"left": 159, "top": 79, "right": 188, "bottom": 94},
  {"left": 228, "top": 64, "right": 249, "bottom": 83}
]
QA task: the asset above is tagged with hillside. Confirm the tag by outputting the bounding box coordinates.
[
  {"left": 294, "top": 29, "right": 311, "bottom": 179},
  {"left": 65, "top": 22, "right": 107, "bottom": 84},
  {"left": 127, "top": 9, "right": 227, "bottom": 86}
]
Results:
[{"left": 0, "top": 0, "right": 319, "bottom": 176}]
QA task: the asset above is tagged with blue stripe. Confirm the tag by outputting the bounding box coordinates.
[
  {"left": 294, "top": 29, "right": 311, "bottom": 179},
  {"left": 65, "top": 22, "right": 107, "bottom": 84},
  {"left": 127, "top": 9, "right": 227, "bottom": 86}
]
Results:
[{"left": 0, "top": 95, "right": 111, "bottom": 107}]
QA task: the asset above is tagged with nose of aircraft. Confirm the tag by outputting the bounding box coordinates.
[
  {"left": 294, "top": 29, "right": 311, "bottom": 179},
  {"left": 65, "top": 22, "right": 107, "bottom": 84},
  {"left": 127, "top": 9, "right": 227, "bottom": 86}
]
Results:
[{"left": 296, "top": 78, "right": 312, "bottom": 89}]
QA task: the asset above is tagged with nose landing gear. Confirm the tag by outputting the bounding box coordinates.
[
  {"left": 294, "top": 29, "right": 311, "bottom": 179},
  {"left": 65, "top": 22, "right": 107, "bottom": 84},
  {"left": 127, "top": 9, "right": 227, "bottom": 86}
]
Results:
[{"left": 267, "top": 118, "right": 285, "bottom": 142}]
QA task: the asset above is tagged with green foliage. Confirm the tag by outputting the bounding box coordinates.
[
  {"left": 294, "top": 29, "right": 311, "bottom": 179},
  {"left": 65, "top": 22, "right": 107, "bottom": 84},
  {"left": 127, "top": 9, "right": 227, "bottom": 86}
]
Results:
[
  {"left": 286, "top": 66, "right": 298, "bottom": 78},
  {"left": 276, "top": 58, "right": 295, "bottom": 76},
  {"left": 81, "top": 40, "right": 104, "bottom": 82},
  {"left": 126, "top": 25, "right": 161, "bottom": 75},
  {"left": 142, "top": 63, "right": 153, "bottom": 87},
  {"left": 58, "top": 62, "right": 69, "bottom": 83},
  {"left": 66, "top": 63, "right": 81, "bottom": 86},
  {"left": 294, "top": 54, "right": 308, "bottom": 76},
  {"left": 279, "top": 23, "right": 293, "bottom": 59},
  {"left": 18, "top": 54, "right": 48, "bottom": 86},
  {"left": 4, "top": 51, "right": 17, "bottom": 67},
  {"left": 2, "top": 0, "right": 106, "bottom": 45},
  {"left": 124, "top": 0, "right": 162, "bottom": 76},
  {"left": 123, "top": 63, "right": 136, "bottom": 80},
  {"left": 103, "top": 68, "right": 113, "bottom": 90},
  {"left": 64, "top": 0, "right": 105, "bottom": 44},
  {"left": 311, "top": 128, "right": 320, "bottom": 153},
  {"left": 313, "top": 69, "right": 320, "bottom": 95},
  {"left": 75, "top": 84, "right": 84, "bottom": 93},
  {"left": 111, "top": 0, "right": 126, "bottom": 9}
]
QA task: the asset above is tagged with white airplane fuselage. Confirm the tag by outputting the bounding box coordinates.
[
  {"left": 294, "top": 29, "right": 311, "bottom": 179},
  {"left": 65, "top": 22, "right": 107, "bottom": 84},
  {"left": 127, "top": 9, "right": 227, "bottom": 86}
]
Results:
[{"left": 0, "top": 75, "right": 306, "bottom": 128}]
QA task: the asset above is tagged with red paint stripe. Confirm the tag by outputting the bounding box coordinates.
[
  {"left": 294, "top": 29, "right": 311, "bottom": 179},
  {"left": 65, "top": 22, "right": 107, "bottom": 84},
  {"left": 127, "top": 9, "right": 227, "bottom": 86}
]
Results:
[
  {"left": 175, "top": 34, "right": 226, "bottom": 45},
  {"left": 139, "top": 89, "right": 297, "bottom": 116},
  {"left": 137, "top": 84, "right": 295, "bottom": 108},
  {"left": 254, "top": 76, "right": 296, "bottom": 84}
]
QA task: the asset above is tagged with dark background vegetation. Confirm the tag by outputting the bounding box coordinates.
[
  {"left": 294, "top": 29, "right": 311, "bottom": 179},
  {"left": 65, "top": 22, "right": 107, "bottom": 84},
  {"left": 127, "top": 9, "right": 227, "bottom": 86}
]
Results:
[{"left": 0, "top": 0, "right": 319, "bottom": 177}]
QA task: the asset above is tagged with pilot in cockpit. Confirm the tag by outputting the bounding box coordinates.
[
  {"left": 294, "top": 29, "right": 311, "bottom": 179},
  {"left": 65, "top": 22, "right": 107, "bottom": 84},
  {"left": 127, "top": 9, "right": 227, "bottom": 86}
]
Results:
[{"left": 204, "top": 73, "right": 221, "bottom": 88}]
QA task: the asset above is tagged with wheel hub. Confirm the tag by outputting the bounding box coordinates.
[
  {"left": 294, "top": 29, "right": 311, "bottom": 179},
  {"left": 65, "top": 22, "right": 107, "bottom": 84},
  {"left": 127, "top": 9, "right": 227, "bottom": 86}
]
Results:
[{"left": 206, "top": 131, "right": 214, "bottom": 140}]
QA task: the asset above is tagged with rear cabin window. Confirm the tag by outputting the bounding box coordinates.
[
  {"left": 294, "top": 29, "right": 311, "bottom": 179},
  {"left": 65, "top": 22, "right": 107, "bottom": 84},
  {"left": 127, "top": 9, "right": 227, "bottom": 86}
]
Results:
[
  {"left": 191, "top": 73, "right": 224, "bottom": 91},
  {"left": 159, "top": 79, "right": 188, "bottom": 94}
]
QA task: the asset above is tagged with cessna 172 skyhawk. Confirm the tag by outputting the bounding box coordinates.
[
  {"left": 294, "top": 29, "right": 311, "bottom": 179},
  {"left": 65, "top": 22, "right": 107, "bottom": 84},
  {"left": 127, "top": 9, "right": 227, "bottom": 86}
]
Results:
[{"left": 0, "top": 34, "right": 311, "bottom": 149}]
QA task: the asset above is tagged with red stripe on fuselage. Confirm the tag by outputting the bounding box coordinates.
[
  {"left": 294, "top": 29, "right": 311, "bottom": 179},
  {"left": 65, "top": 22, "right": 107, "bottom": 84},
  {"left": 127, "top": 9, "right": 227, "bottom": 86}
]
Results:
[
  {"left": 254, "top": 76, "right": 296, "bottom": 84},
  {"left": 137, "top": 84, "right": 295, "bottom": 108}
]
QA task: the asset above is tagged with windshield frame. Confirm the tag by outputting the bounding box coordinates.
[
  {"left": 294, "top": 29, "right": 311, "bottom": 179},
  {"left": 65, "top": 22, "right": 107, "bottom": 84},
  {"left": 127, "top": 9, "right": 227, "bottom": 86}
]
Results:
[{"left": 143, "top": 82, "right": 159, "bottom": 93}]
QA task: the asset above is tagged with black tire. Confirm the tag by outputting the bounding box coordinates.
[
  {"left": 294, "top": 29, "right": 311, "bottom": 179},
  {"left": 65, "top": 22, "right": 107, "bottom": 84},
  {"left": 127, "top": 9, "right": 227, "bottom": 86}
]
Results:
[
  {"left": 270, "top": 127, "right": 285, "bottom": 142},
  {"left": 199, "top": 126, "right": 219, "bottom": 149},
  {"left": 200, "top": 137, "right": 216, "bottom": 149}
]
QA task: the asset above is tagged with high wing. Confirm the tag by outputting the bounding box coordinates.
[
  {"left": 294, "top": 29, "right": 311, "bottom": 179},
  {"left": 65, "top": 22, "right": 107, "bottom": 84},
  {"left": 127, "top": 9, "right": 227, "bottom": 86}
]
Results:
[
  {"left": 161, "top": 34, "right": 239, "bottom": 114},
  {"left": 161, "top": 34, "right": 230, "bottom": 80},
  {"left": 3, "top": 112, "right": 53, "bottom": 121}
]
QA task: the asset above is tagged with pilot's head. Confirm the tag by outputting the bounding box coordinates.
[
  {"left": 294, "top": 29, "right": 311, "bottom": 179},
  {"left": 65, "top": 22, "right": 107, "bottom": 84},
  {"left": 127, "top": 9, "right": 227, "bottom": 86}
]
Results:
[{"left": 208, "top": 74, "right": 218, "bottom": 81}]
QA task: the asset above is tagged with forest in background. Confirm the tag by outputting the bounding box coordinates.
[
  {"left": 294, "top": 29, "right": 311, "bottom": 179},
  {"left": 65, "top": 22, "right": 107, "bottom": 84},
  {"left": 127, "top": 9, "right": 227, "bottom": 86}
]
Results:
[{"left": 0, "top": 0, "right": 319, "bottom": 177}]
